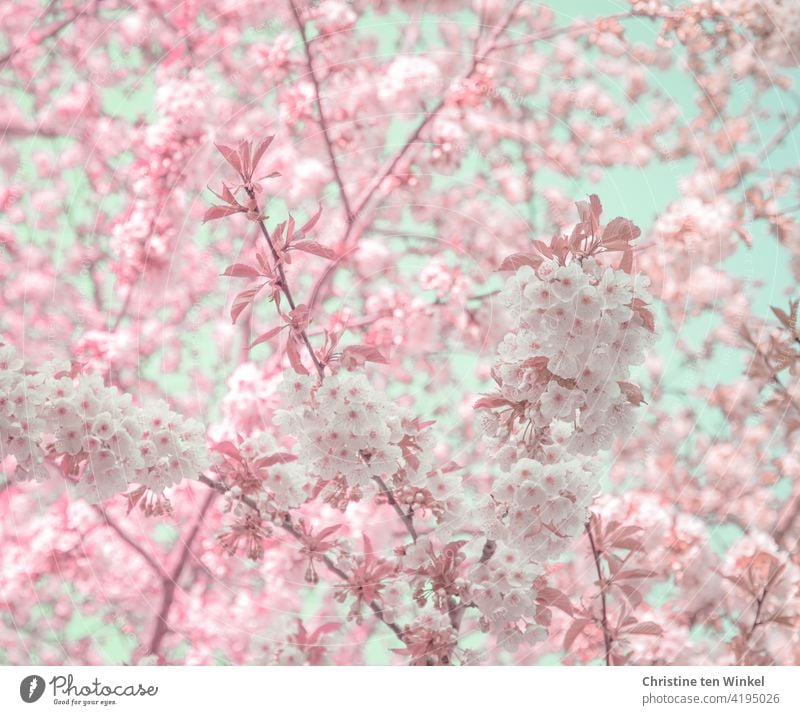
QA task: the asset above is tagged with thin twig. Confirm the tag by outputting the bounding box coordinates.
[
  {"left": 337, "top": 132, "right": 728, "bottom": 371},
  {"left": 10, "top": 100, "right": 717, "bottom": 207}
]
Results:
[
  {"left": 373, "top": 475, "right": 418, "bottom": 542},
  {"left": 92, "top": 505, "right": 168, "bottom": 581},
  {"left": 288, "top": 0, "right": 353, "bottom": 220},
  {"left": 197, "top": 474, "right": 406, "bottom": 643},
  {"left": 307, "top": 0, "right": 525, "bottom": 312},
  {"left": 245, "top": 188, "right": 326, "bottom": 377},
  {"left": 146, "top": 489, "right": 216, "bottom": 657}
]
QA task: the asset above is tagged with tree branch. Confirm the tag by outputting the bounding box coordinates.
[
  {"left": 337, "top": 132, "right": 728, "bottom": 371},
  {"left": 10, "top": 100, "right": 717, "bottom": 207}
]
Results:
[
  {"left": 197, "top": 474, "right": 406, "bottom": 644},
  {"left": 288, "top": 0, "right": 354, "bottom": 220},
  {"left": 145, "top": 489, "right": 216, "bottom": 657},
  {"left": 92, "top": 505, "right": 168, "bottom": 581},
  {"left": 373, "top": 475, "right": 418, "bottom": 543},
  {"left": 307, "top": 0, "right": 525, "bottom": 312}
]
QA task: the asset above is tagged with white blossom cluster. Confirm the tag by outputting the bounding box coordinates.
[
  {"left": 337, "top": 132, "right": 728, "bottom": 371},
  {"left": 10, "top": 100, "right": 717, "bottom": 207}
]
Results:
[
  {"left": 0, "top": 345, "right": 208, "bottom": 503},
  {"left": 489, "top": 457, "right": 597, "bottom": 562},
  {"left": 274, "top": 372, "right": 407, "bottom": 496},
  {"left": 719, "top": 0, "right": 800, "bottom": 66},
  {"left": 466, "top": 541, "right": 547, "bottom": 652},
  {"left": 482, "top": 258, "right": 654, "bottom": 459},
  {"left": 378, "top": 56, "right": 442, "bottom": 112},
  {"left": 651, "top": 194, "right": 738, "bottom": 262},
  {"left": 110, "top": 70, "right": 211, "bottom": 283},
  {"left": 472, "top": 256, "right": 654, "bottom": 649},
  {"left": 234, "top": 431, "right": 305, "bottom": 511},
  {"left": 459, "top": 456, "right": 596, "bottom": 649}
]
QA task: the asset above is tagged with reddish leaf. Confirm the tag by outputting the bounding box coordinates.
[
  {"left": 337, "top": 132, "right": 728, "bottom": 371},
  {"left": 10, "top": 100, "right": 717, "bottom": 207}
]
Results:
[
  {"left": 613, "top": 538, "right": 644, "bottom": 551},
  {"left": 533, "top": 240, "right": 554, "bottom": 259},
  {"left": 602, "top": 217, "right": 640, "bottom": 246},
  {"left": 497, "top": 253, "right": 543, "bottom": 272},
  {"left": 771, "top": 306, "right": 793, "bottom": 330},
  {"left": 615, "top": 568, "right": 658, "bottom": 581},
  {"left": 619, "top": 248, "right": 633, "bottom": 274},
  {"left": 223, "top": 263, "right": 260, "bottom": 279},
  {"left": 300, "top": 204, "right": 323, "bottom": 234},
  {"left": 286, "top": 335, "right": 309, "bottom": 375},
  {"left": 473, "top": 394, "right": 510, "bottom": 410},
  {"left": 255, "top": 252, "right": 273, "bottom": 276},
  {"left": 212, "top": 441, "right": 243, "bottom": 462},
  {"left": 631, "top": 298, "right": 655, "bottom": 333},
  {"left": 253, "top": 452, "right": 297, "bottom": 468},
  {"left": 204, "top": 204, "right": 243, "bottom": 223},
  {"left": 230, "top": 289, "right": 257, "bottom": 324},
  {"left": 563, "top": 619, "right": 590, "bottom": 652},
  {"left": 293, "top": 240, "right": 337, "bottom": 260},
  {"left": 535, "top": 606, "right": 552, "bottom": 627},
  {"left": 315, "top": 524, "right": 343, "bottom": 542},
  {"left": 589, "top": 194, "right": 603, "bottom": 226},
  {"left": 537, "top": 587, "right": 574, "bottom": 616},
  {"left": 289, "top": 304, "right": 311, "bottom": 331},
  {"left": 342, "top": 344, "right": 388, "bottom": 365},
  {"left": 250, "top": 325, "right": 286, "bottom": 349},
  {"left": 307, "top": 622, "right": 340, "bottom": 642},
  {"left": 618, "top": 381, "right": 646, "bottom": 406},
  {"left": 626, "top": 621, "right": 663, "bottom": 636},
  {"left": 215, "top": 143, "right": 242, "bottom": 175},
  {"left": 220, "top": 183, "right": 238, "bottom": 204},
  {"left": 251, "top": 136, "right": 275, "bottom": 175}
]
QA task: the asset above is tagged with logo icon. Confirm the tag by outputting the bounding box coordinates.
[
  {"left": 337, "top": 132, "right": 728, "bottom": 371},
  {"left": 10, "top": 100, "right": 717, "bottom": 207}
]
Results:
[{"left": 20, "top": 676, "right": 45, "bottom": 704}]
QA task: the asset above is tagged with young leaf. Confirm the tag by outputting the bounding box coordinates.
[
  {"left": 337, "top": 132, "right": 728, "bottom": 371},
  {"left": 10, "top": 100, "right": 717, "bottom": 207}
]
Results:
[
  {"left": 497, "top": 253, "right": 543, "bottom": 272},
  {"left": 215, "top": 143, "right": 242, "bottom": 175},
  {"left": 293, "top": 240, "right": 337, "bottom": 260},
  {"left": 250, "top": 325, "right": 286, "bottom": 349},
  {"left": 342, "top": 345, "right": 388, "bottom": 365},
  {"left": 222, "top": 263, "right": 260, "bottom": 279},
  {"left": 230, "top": 289, "right": 257, "bottom": 324},
  {"left": 203, "top": 204, "right": 243, "bottom": 223},
  {"left": 251, "top": 136, "right": 275, "bottom": 175},
  {"left": 286, "top": 335, "right": 309, "bottom": 375},
  {"left": 626, "top": 621, "right": 663, "bottom": 636},
  {"left": 300, "top": 204, "right": 323, "bottom": 234}
]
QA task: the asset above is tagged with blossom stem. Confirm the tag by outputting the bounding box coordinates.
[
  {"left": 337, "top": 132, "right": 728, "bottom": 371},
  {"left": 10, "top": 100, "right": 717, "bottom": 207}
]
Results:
[{"left": 586, "top": 521, "right": 612, "bottom": 666}]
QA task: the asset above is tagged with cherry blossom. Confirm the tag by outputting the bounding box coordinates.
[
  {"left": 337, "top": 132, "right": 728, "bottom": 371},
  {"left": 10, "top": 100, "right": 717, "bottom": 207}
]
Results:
[{"left": 1, "top": 0, "right": 799, "bottom": 668}]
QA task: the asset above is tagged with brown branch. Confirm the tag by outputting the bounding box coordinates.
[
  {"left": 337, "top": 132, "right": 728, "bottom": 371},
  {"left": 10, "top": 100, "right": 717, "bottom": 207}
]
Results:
[
  {"left": 288, "top": 0, "right": 353, "bottom": 220},
  {"left": 145, "top": 489, "right": 216, "bottom": 657},
  {"left": 373, "top": 475, "right": 418, "bottom": 543},
  {"left": 197, "top": 474, "right": 406, "bottom": 643},
  {"left": 492, "top": 11, "right": 637, "bottom": 51},
  {"left": 774, "top": 492, "right": 800, "bottom": 545},
  {"left": 0, "top": 8, "right": 87, "bottom": 67},
  {"left": 92, "top": 505, "right": 168, "bottom": 581},
  {"left": 245, "top": 188, "right": 325, "bottom": 378},
  {"left": 306, "top": 0, "right": 525, "bottom": 312}
]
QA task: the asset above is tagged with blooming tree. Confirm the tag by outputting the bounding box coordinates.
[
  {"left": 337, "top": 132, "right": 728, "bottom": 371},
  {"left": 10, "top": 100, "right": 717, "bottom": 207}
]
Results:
[{"left": 1, "top": 0, "right": 799, "bottom": 666}]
